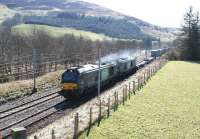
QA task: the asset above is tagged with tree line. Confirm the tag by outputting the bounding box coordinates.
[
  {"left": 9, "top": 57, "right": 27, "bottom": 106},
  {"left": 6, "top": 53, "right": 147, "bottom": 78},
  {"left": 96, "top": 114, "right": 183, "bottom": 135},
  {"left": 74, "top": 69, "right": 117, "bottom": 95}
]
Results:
[
  {"left": 0, "top": 25, "right": 144, "bottom": 64},
  {"left": 0, "top": 25, "right": 144, "bottom": 82},
  {"left": 171, "top": 7, "right": 200, "bottom": 61}
]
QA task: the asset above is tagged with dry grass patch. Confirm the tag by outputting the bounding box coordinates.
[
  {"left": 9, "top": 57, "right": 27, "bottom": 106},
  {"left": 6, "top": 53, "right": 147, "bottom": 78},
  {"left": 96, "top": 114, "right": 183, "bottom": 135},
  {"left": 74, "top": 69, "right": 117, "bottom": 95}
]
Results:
[{"left": 0, "top": 70, "right": 64, "bottom": 103}]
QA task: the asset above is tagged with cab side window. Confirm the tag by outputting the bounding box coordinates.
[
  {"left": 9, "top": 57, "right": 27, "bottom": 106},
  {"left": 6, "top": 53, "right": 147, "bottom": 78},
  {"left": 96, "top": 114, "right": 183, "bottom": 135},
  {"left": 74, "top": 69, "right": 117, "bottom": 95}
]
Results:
[{"left": 109, "top": 67, "right": 114, "bottom": 75}]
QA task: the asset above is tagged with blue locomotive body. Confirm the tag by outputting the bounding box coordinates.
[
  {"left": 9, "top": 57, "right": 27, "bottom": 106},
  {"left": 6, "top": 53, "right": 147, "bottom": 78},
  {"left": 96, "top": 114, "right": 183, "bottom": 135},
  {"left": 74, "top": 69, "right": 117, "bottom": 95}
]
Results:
[{"left": 61, "top": 57, "right": 137, "bottom": 97}]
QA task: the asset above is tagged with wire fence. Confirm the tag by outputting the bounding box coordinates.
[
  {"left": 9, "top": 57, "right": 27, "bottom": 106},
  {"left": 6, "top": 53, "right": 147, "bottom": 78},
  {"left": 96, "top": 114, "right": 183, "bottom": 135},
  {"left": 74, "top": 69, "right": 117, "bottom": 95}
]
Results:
[{"left": 0, "top": 54, "right": 96, "bottom": 83}]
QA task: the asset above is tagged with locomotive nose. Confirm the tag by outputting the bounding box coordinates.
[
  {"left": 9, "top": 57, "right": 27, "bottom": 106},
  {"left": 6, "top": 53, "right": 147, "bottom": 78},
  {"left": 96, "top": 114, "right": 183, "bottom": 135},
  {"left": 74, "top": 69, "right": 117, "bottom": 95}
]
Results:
[{"left": 62, "top": 83, "right": 78, "bottom": 90}]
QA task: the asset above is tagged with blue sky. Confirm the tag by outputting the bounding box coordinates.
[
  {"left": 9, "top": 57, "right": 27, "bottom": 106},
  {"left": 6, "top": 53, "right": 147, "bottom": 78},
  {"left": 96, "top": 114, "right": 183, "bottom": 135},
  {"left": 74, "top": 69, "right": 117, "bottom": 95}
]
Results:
[{"left": 83, "top": 0, "right": 200, "bottom": 27}]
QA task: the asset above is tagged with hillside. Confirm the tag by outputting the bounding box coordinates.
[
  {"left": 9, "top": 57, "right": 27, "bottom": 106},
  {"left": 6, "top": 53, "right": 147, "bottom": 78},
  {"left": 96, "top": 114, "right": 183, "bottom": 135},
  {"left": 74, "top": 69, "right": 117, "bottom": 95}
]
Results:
[
  {"left": 0, "top": 0, "right": 177, "bottom": 41},
  {"left": 13, "top": 24, "right": 113, "bottom": 41}
]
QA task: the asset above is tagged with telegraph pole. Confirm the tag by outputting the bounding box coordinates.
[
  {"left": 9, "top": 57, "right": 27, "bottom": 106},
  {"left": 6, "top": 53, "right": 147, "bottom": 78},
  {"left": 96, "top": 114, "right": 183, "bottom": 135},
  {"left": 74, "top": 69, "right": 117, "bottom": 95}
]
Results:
[
  {"left": 32, "top": 25, "right": 37, "bottom": 94},
  {"left": 32, "top": 48, "right": 37, "bottom": 94},
  {"left": 98, "top": 45, "right": 101, "bottom": 97}
]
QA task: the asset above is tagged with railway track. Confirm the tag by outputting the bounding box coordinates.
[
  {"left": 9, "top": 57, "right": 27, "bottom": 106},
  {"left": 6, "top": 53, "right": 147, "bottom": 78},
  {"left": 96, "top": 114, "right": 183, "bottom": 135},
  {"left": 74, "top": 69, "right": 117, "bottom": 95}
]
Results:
[{"left": 0, "top": 89, "right": 71, "bottom": 138}]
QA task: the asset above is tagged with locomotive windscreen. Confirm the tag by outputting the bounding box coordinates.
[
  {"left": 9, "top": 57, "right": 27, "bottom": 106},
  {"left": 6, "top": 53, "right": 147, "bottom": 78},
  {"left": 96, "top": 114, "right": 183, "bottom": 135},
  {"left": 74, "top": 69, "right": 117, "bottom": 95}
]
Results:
[{"left": 62, "top": 69, "right": 80, "bottom": 83}]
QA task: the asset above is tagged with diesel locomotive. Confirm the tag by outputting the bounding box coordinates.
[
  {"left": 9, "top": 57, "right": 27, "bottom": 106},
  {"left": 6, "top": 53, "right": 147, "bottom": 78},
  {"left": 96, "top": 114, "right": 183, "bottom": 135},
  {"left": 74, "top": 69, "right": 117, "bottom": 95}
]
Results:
[{"left": 61, "top": 48, "right": 168, "bottom": 98}]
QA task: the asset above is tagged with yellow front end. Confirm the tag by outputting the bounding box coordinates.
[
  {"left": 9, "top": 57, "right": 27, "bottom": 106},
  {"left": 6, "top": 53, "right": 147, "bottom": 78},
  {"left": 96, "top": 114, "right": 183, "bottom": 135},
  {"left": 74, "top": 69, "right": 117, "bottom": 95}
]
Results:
[{"left": 62, "top": 83, "right": 78, "bottom": 90}]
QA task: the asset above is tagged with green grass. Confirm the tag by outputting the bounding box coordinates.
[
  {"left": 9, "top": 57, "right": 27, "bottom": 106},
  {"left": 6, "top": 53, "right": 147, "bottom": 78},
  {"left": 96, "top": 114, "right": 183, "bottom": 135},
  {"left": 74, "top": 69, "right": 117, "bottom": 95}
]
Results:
[
  {"left": 79, "top": 61, "right": 200, "bottom": 139},
  {"left": 13, "top": 24, "right": 113, "bottom": 41}
]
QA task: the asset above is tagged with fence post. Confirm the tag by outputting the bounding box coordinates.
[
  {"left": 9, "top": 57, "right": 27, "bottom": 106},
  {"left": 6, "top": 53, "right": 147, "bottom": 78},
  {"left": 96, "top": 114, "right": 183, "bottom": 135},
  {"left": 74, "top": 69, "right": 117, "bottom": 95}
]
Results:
[
  {"left": 87, "top": 108, "right": 92, "bottom": 136},
  {"left": 114, "top": 92, "right": 117, "bottom": 112},
  {"left": 52, "top": 129, "right": 55, "bottom": 139},
  {"left": 98, "top": 99, "right": 101, "bottom": 126},
  {"left": 73, "top": 113, "right": 79, "bottom": 139},
  {"left": 150, "top": 68, "right": 152, "bottom": 77},
  {"left": 148, "top": 68, "right": 150, "bottom": 79},
  {"left": 116, "top": 91, "right": 119, "bottom": 109},
  {"left": 128, "top": 82, "right": 131, "bottom": 99},
  {"left": 34, "top": 135, "right": 38, "bottom": 139},
  {"left": 107, "top": 98, "right": 110, "bottom": 117},
  {"left": 125, "top": 85, "right": 128, "bottom": 101},
  {"left": 133, "top": 81, "right": 135, "bottom": 95},
  {"left": 138, "top": 78, "right": 140, "bottom": 90},
  {"left": 54, "top": 61, "right": 57, "bottom": 71},
  {"left": 122, "top": 88, "right": 125, "bottom": 105}
]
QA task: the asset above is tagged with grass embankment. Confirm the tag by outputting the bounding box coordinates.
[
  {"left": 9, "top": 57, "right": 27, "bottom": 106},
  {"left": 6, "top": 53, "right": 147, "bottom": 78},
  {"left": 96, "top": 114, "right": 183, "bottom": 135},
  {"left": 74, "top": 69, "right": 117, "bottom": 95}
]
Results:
[
  {"left": 13, "top": 24, "right": 112, "bottom": 41},
  {"left": 79, "top": 61, "right": 200, "bottom": 139}
]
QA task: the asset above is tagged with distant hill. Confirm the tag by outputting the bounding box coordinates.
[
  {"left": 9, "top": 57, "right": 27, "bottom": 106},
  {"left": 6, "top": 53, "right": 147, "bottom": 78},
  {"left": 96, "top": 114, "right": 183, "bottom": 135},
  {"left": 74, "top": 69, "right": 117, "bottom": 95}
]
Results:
[
  {"left": 13, "top": 24, "right": 113, "bottom": 41},
  {"left": 0, "top": 0, "right": 177, "bottom": 41}
]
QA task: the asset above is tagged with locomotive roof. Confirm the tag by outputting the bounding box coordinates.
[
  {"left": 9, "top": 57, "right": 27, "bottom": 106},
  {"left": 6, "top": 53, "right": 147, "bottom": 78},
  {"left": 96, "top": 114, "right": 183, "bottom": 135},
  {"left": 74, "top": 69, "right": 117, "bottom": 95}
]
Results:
[
  {"left": 67, "top": 57, "right": 136, "bottom": 74},
  {"left": 70, "top": 64, "right": 114, "bottom": 74}
]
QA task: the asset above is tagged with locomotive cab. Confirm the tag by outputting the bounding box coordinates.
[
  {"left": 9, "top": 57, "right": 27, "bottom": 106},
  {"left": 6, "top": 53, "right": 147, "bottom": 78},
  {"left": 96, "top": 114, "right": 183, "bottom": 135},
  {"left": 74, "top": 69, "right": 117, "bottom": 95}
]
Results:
[{"left": 61, "top": 68, "right": 80, "bottom": 97}]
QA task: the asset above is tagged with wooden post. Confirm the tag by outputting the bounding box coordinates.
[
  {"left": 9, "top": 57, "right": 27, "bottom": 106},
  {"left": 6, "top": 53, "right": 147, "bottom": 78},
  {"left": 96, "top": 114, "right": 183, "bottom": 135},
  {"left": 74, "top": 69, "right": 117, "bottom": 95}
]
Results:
[
  {"left": 54, "top": 61, "right": 57, "bottom": 71},
  {"left": 89, "top": 108, "right": 92, "bottom": 126},
  {"left": 122, "top": 88, "right": 125, "bottom": 105},
  {"left": 139, "top": 77, "right": 141, "bottom": 88},
  {"left": 150, "top": 68, "right": 152, "bottom": 77},
  {"left": 52, "top": 129, "right": 55, "bottom": 139},
  {"left": 114, "top": 92, "right": 117, "bottom": 111},
  {"left": 148, "top": 68, "right": 150, "bottom": 80},
  {"left": 87, "top": 108, "right": 92, "bottom": 136},
  {"left": 116, "top": 91, "right": 119, "bottom": 109},
  {"left": 73, "top": 113, "right": 79, "bottom": 139},
  {"left": 98, "top": 99, "right": 101, "bottom": 126},
  {"left": 137, "top": 78, "right": 140, "bottom": 90},
  {"left": 34, "top": 136, "right": 38, "bottom": 139},
  {"left": 107, "top": 98, "right": 110, "bottom": 117},
  {"left": 133, "top": 81, "right": 135, "bottom": 95},
  {"left": 125, "top": 85, "right": 128, "bottom": 101},
  {"left": 128, "top": 82, "right": 131, "bottom": 99},
  {"left": 49, "top": 63, "right": 51, "bottom": 72}
]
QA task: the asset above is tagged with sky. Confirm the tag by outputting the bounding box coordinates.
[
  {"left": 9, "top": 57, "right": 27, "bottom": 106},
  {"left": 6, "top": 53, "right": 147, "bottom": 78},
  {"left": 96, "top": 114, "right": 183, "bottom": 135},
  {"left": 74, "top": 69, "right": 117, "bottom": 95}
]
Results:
[{"left": 83, "top": 0, "right": 200, "bottom": 28}]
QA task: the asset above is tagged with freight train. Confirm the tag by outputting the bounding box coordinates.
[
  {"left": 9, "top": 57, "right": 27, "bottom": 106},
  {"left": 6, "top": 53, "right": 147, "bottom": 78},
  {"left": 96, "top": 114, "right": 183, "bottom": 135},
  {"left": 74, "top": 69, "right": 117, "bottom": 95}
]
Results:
[{"left": 60, "top": 48, "right": 168, "bottom": 98}]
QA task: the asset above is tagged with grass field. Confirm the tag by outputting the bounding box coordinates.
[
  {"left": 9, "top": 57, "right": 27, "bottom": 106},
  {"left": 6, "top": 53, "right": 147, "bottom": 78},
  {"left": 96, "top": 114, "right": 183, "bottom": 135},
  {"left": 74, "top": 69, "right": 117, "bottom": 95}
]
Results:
[
  {"left": 13, "top": 24, "right": 112, "bottom": 41},
  {"left": 79, "top": 61, "right": 200, "bottom": 139}
]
